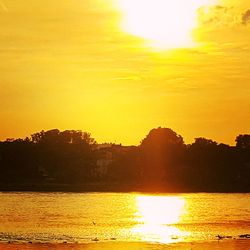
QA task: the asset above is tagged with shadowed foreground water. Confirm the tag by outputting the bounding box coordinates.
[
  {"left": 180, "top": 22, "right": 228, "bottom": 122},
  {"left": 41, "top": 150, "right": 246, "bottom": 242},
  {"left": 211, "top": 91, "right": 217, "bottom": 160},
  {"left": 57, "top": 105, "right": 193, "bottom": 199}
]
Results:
[{"left": 0, "top": 192, "right": 249, "bottom": 245}]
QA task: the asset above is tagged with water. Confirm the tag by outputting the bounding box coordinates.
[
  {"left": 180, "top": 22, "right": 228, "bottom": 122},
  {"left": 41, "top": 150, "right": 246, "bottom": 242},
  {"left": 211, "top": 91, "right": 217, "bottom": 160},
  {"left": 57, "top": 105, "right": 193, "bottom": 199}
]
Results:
[{"left": 0, "top": 192, "right": 249, "bottom": 244}]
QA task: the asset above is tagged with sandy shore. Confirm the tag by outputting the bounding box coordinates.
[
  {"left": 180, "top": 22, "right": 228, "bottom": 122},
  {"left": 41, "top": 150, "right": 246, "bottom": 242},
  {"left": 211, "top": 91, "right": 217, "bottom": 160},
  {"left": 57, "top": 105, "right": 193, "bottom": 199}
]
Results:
[{"left": 0, "top": 240, "right": 249, "bottom": 250}]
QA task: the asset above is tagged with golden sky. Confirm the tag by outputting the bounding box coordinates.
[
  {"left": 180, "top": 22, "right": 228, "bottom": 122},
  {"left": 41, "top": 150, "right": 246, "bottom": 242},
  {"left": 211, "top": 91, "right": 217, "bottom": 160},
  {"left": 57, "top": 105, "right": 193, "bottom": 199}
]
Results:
[{"left": 0, "top": 0, "right": 250, "bottom": 145}]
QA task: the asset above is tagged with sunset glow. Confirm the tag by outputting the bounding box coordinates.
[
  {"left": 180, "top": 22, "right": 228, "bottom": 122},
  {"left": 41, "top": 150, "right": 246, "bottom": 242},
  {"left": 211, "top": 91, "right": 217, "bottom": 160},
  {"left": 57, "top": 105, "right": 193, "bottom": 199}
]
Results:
[{"left": 118, "top": 0, "right": 215, "bottom": 50}]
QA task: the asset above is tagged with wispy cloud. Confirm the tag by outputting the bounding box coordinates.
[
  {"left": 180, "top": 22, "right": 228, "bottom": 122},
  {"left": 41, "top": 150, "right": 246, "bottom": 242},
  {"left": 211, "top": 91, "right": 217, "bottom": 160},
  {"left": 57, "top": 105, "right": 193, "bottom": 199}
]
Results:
[
  {"left": 198, "top": 4, "right": 250, "bottom": 27},
  {"left": 198, "top": 5, "right": 238, "bottom": 27},
  {"left": 112, "top": 76, "right": 141, "bottom": 81},
  {"left": 242, "top": 9, "right": 250, "bottom": 25}
]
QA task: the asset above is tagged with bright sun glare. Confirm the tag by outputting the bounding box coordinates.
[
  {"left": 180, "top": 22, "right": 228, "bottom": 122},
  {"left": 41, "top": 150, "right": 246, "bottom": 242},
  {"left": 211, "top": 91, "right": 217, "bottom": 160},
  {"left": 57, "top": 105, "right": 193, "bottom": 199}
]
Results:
[
  {"left": 131, "top": 196, "right": 189, "bottom": 243},
  {"left": 118, "top": 0, "right": 215, "bottom": 50}
]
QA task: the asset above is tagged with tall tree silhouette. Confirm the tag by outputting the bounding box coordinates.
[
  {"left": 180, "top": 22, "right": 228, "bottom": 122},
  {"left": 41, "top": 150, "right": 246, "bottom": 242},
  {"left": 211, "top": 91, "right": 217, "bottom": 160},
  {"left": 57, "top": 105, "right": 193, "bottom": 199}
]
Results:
[{"left": 139, "top": 127, "right": 185, "bottom": 186}]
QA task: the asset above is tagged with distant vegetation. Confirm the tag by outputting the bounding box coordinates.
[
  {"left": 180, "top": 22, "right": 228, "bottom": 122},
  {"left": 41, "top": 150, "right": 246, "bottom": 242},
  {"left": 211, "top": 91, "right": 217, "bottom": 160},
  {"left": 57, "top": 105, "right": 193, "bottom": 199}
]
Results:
[{"left": 0, "top": 128, "right": 249, "bottom": 192}]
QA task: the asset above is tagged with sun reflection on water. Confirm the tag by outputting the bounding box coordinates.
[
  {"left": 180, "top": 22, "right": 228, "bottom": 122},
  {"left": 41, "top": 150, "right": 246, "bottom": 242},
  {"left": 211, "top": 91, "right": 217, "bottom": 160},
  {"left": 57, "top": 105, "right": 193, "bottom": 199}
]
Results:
[{"left": 131, "top": 195, "right": 189, "bottom": 243}]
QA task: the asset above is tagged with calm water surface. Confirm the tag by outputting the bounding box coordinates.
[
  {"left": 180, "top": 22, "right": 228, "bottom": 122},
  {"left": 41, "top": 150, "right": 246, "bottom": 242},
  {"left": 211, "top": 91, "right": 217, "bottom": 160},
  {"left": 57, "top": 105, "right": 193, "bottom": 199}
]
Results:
[{"left": 0, "top": 192, "right": 249, "bottom": 244}]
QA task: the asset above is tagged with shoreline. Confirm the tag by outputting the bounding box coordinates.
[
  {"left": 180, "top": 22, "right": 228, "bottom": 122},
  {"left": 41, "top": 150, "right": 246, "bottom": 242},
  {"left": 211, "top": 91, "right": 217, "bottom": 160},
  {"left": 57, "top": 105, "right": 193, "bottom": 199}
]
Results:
[
  {"left": 0, "top": 240, "right": 250, "bottom": 250},
  {"left": 0, "top": 183, "right": 249, "bottom": 193}
]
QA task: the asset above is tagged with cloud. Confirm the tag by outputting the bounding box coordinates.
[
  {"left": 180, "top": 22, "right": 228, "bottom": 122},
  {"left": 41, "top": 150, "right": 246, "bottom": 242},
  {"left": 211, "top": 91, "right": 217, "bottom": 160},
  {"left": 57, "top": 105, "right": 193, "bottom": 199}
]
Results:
[
  {"left": 197, "top": 5, "right": 237, "bottom": 27},
  {"left": 242, "top": 9, "right": 250, "bottom": 25},
  {"left": 198, "top": 5, "right": 250, "bottom": 27}
]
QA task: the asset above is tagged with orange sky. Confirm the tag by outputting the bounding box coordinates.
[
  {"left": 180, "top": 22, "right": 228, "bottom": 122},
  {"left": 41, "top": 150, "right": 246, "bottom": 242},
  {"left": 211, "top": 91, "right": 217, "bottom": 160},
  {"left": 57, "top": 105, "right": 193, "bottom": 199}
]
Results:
[{"left": 0, "top": 0, "right": 250, "bottom": 145}]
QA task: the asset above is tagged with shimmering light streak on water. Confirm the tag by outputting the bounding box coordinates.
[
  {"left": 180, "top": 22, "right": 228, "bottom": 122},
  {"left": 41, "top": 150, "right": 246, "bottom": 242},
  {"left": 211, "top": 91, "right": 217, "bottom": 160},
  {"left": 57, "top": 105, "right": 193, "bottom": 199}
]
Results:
[{"left": 130, "top": 195, "right": 189, "bottom": 243}]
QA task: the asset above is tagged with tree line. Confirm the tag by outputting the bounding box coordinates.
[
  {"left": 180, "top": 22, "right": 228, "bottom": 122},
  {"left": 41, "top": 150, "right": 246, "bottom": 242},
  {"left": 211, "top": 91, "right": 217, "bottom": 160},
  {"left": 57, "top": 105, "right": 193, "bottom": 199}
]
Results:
[{"left": 0, "top": 128, "right": 249, "bottom": 192}]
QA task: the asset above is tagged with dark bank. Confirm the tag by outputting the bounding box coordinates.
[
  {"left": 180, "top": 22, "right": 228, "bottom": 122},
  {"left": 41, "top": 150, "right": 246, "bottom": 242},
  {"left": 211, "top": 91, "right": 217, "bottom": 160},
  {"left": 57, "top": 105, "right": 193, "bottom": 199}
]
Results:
[{"left": 0, "top": 127, "right": 249, "bottom": 192}]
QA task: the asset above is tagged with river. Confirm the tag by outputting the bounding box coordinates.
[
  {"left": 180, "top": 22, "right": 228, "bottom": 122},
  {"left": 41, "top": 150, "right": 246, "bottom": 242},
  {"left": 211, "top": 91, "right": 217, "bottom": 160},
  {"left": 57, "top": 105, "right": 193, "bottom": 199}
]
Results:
[{"left": 0, "top": 192, "right": 249, "bottom": 244}]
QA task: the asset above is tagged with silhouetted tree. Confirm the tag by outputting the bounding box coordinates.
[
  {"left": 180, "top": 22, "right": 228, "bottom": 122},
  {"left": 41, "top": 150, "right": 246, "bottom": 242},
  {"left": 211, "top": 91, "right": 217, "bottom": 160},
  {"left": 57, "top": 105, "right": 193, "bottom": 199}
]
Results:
[
  {"left": 0, "top": 138, "right": 40, "bottom": 183},
  {"left": 139, "top": 127, "right": 185, "bottom": 187},
  {"left": 236, "top": 134, "right": 250, "bottom": 149},
  {"left": 31, "top": 129, "right": 97, "bottom": 183},
  {"left": 235, "top": 134, "right": 250, "bottom": 190}
]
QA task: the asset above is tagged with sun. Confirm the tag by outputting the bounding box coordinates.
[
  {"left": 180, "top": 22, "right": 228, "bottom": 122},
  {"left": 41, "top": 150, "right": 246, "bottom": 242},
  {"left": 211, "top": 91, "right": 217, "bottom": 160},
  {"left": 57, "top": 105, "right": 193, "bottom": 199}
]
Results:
[{"left": 118, "top": 0, "right": 214, "bottom": 50}]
